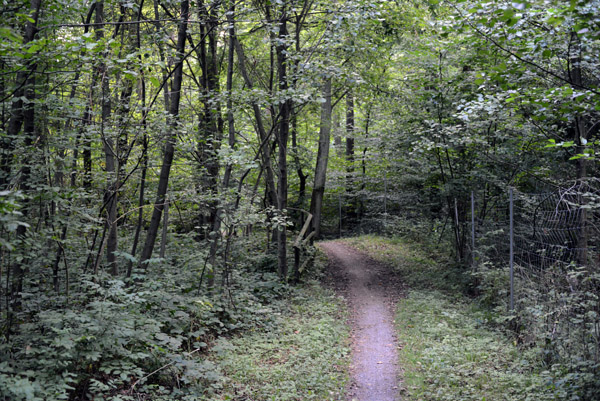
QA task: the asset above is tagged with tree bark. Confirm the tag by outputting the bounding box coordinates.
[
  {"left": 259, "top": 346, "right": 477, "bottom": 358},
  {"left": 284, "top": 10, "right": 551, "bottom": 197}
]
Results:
[
  {"left": 233, "top": 36, "right": 278, "bottom": 210},
  {"left": 7, "top": 0, "right": 41, "bottom": 317},
  {"left": 196, "top": 0, "right": 223, "bottom": 245},
  {"left": 569, "top": 31, "right": 588, "bottom": 265},
  {"left": 345, "top": 89, "right": 355, "bottom": 223},
  {"left": 359, "top": 104, "right": 371, "bottom": 219},
  {"left": 276, "top": 5, "right": 290, "bottom": 279},
  {"left": 291, "top": 6, "right": 309, "bottom": 227},
  {"left": 223, "top": 3, "right": 237, "bottom": 191},
  {"left": 128, "top": 0, "right": 149, "bottom": 278},
  {"left": 207, "top": 2, "right": 238, "bottom": 287},
  {"left": 139, "top": 0, "right": 189, "bottom": 267},
  {"left": 309, "top": 78, "right": 332, "bottom": 239},
  {"left": 1, "top": 0, "right": 42, "bottom": 189},
  {"left": 95, "top": 0, "right": 119, "bottom": 276}
]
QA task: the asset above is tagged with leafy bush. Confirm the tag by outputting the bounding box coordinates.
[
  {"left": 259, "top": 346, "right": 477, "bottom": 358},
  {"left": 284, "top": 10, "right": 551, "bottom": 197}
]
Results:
[{"left": 0, "top": 231, "right": 346, "bottom": 401}]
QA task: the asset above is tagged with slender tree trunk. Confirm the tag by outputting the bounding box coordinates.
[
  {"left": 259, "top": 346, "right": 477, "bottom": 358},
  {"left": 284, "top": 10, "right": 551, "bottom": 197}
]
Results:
[
  {"left": 196, "top": 1, "right": 223, "bottom": 286},
  {"left": 7, "top": 0, "right": 41, "bottom": 317},
  {"left": 128, "top": 0, "right": 149, "bottom": 278},
  {"left": 223, "top": 4, "right": 237, "bottom": 190},
  {"left": 291, "top": 9, "right": 308, "bottom": 226},
  {"left": 309, "top": 78, "right": 332, "bottom": 239},
  {"left": 197, "top": 0, "right": 222, "bottom": 245},
  {"left": 210, "top": 2, "right": 238, "bottom": 287},
  {"left": 82, "top": 92, "right": 94, "bottom": 189},
  {"left": 359, "top": 105, "right": 371, "bottom": 219},
  {"left": 128, "top": 135, "right": 147, "bottom": 277},
  {"left": 159, "top": 197, "right": 169, "bottom": 258},
  {"left": 95, "top": 1, "right": 119, "bottom": 275},
  {"left": 1, "top": 0, "right": 42, "bottom": 189},
  {"left": 233, "top": 37, "right": 278, "bottom": 209},
  {"left": 333, "top": 109, "right": 343, "bottom": 157},
  {"left": 275, "top": 5, "right": 290, "bottom": 279},
  {"left": 139, "top": 0, "right": 189, "bottom": 267},
  {"left": 153, "top": 0, "right": 171, "bottom": 111},
  {"left": 345, "top": 90, "right": 355, "bottom": 223},
  {"left": 569, "top": 32, "right": 588, "bottom": 265}
]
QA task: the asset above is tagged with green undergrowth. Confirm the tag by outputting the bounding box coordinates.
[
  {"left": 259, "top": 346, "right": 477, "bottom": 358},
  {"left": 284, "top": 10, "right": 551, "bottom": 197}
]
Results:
[
  {"left": 397, "top": 291, "right": 553, "bottom": 400},
  {"left": 342, "top": 235, "right": 560, "bottom": 400},
  {"left": 0, "top": 236, "right": 351, "bottom": 401},
  {"left": 209, "top": 281, "right": 350, "bottom": 400}
]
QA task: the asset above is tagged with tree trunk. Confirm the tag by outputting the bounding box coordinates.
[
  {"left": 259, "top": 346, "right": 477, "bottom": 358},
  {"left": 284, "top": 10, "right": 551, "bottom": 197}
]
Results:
[
  {"left": 1, "top": 0, "right": 42, "bottom": 189},
  {"left": 95, "top": 0, "right": 118, "bottom": 276},
  {"left": 159, "top": 197, "right": 169, "bottom": 259},
  {"left": 309, "top": 78, "right": 332, "bottom": 239},
  {"left": 7, "top": 0, "right": 41, "bottom": 317},
  {"left": 276, "top": 6, "right": 290, "bottom": 279},
  {"left": 128, "top": 134, "right": 147, "bottom": 277},
  {"left": 223, "top": 4, "right": 237, "bottom": 190},
  {"left": 569, "top": 31, "right": 588, "bottom": 265},
  {"left": 345, "top": 90, "right": 355, "bottom": 223},
  {"left": 209, "top": 2, "right": 238, "bottom": 287},
  {"left": 291, "top": 9, "right": 308, "bottom": 227},
  {"left": 196, "top": 0, "right": 222, "bottom": 245},
  {"left": 359, "top": 105, "right": 371, "bottom": 219},
  {"left": 139, "top": 0, "right": 189, "bottom": 267},
  {"left": 128, "top": 1, "right": 149, "bottom": 278},
  {"left": 233, "top": 36, "right": 278, "bottom": 210}
]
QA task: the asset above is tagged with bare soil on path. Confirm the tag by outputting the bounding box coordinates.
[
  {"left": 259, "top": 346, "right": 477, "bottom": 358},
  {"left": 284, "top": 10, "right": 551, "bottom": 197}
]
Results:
[{"left": 320, "top": 241, "right": 403, "bottom": 401}]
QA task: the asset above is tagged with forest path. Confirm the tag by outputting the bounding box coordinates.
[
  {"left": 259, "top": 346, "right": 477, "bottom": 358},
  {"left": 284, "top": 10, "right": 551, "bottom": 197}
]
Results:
[{"left": 320, "top": 241, "right": 402, "bottom": 401}]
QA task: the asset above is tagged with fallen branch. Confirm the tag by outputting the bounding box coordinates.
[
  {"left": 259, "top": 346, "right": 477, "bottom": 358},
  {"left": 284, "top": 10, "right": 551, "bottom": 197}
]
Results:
[{"left": 129, "top": 347, "right": 202, "bottom": 393}]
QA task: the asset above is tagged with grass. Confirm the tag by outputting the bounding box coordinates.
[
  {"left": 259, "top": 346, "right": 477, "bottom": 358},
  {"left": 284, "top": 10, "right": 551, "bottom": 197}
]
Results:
[
  {"left": 397, "top": 291, "right": 553, "bottom": 400},
  {"left": 206, "top": 279, "right": 351, "bottom": 401},
  {"left": 343, "top": 235, "right": 556, "bottom": 401},
  {"left": 341, "top": 234, "right": 466, "bottom": 292}
]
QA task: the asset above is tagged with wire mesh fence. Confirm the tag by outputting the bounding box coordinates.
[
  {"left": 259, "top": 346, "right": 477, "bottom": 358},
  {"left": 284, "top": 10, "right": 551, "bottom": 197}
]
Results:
[
  {"left": 472, "top": 181, "right": 600, "bottom": 302},
  {"left": 471, "top": 180, "right": 600, "bottom": 391}
]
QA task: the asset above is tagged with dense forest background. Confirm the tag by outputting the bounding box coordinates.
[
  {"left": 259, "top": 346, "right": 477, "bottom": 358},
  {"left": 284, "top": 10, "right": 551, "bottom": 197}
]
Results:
[{"left": 0, "top": 0, "right": 599, "bottom": 399}]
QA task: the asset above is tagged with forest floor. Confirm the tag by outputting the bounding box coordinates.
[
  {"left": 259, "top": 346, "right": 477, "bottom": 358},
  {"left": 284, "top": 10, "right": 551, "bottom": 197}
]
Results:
[
  {"left": 320, "top": 241, "right": 404, "bottom": 401},
  {"left": 341, "top": 235, "right": 558, "bottom": 401},
  {"left": 208, "top": 235, "right": 556, "bottom": 400}
]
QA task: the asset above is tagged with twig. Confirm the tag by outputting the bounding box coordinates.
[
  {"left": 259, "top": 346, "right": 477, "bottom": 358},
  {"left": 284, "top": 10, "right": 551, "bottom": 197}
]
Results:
[{"left": 129, "top": 347, "right": 202, "bottom": 393}]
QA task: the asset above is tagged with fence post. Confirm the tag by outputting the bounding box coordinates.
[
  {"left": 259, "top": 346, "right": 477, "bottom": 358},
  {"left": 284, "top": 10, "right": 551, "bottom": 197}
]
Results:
[
  {"left": 339, "top": 193, "right": 342, "bottom": 238},
  {"left": 509, "top": 187, "right": 514, "bottom": 312},
  {"left": 471, "top": 191, "right": 475, "bottom": 267},
  {"left": 384, "top": 172, "right": 387, "bottom": 222},
  {"left": 454, "top": 198, "right": 461, "bottom": 262}
]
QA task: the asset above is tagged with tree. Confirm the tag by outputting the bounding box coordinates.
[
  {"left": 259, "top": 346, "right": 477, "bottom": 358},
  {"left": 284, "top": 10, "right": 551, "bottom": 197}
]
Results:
[{"left": 139, "top": 0, "right": 190, "bottom": 268}]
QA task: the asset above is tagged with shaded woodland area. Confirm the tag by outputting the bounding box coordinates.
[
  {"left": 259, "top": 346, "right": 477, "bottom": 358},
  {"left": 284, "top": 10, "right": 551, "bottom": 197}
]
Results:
[{"left": 0, "top": 0, "right": 599, "bottom": 399}]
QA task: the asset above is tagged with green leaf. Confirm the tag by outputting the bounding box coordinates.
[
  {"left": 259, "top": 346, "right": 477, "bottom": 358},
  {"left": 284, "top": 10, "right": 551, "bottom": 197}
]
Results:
[{"left": 149, "top": 76, "right": 160, "bottom": 87}]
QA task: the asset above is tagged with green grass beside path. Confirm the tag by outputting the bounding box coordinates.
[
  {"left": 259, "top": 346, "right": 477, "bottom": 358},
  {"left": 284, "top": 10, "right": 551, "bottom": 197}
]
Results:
[
  {"left": 208, "top": 280, "right": 351, "bottom": 401},
  {"left": 342, "top": 235, "right": 556, "bottom": 401}
]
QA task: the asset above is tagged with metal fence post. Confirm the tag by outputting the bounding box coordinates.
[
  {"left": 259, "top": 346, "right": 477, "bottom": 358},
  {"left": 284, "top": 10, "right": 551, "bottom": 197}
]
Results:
[
  {"left": 471, "top": 191, "right": 475, "bottom": 267},
  {"left": 509, "top": 188, "right": 514, "bottom": 312},
  {"left": 339, "top": 193, "right": 342, "bottom": 238},
  {"left": 384, "top": 171, "right": 387, "bottom": 220}
]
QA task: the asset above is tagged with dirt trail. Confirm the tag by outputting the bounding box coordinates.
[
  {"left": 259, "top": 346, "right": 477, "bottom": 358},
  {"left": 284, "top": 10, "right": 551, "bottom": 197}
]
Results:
[{"left": 320, "top": 241, "right": 401, "bottom": 401}]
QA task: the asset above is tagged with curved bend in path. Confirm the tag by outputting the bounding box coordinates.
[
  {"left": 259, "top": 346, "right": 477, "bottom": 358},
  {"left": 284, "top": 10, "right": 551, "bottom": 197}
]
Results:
[{"left": 320, "top": 241, "right": 401, "bottom": 401}]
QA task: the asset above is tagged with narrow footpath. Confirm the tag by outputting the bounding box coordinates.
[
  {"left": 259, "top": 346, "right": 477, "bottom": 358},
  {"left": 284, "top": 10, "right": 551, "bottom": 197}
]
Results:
[{"left": 320, "top": 242, "right": 402, "bottom": 401}]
